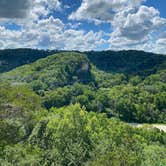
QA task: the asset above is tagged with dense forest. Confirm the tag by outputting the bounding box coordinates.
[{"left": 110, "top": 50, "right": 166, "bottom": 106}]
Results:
[
  {"left": 0, "top": 49, "right": 59, "bottom": 73},
  {"left": 0, "top": 50, "right": 166, "bottom": 165}
]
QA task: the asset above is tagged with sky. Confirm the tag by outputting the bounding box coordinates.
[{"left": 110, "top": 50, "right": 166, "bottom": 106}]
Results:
[{"left": 0, "top": 0, "right": 166, "bottom": 53}]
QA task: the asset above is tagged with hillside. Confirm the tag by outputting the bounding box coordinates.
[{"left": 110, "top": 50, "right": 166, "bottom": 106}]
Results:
[
  {"left": 1, "top": 49, "right": 165, "bottom": 76},
  {"left": 0, "top": 48, "right": 59, "bottom": 73},
  {"left": 0, "top": 50, "right": 166, "bottom": 165},
  {"left": 87, "top": 50, "right": 166, "bottom": 76},
  {"left": 1, "top": 51, "right": 166, "bottom": 123},
  {"left": 1, "top": 52, "right": 93, "bottom": 90}
]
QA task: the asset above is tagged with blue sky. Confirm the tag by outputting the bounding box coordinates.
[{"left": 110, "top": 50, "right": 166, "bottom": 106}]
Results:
[
  {"left": 145, "top": 0, "right": 166, "bottom": 18},
  {"left": 0, "top": 0, "right": 166, "bottom": 53}
]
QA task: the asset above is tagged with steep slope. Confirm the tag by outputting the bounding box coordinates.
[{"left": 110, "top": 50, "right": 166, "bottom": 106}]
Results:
[
  {"left": 0, "top": 50, "right": 166, "bottom": 165},
  {"left": 1, "top": 51, "right": 166, "bottom": 123},
  {"left": 0, "top": 81, "right": 44, "bottom": 147},
  {"left": 1, "top": 49, "right": 165, "bottom": 76},
  {"left": 1, "top": 52, "right": 93, "bottom": 92},
  {"left": 87, "top": 50, "right": 166, "bottom": 76},
  {"left": 0, "top": 48, "right": 59, "bottom": 73}
]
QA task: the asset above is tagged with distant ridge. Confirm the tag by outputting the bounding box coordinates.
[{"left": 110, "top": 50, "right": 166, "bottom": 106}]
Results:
[
  {"left": 1, "top": 51, "right": 166, "bottom": 123},
  {"left": 0, "top": 48, "right": 59, "bottom": 73},
  {"left": 0, "top": 49, "right": 165, "bottom": 76}
]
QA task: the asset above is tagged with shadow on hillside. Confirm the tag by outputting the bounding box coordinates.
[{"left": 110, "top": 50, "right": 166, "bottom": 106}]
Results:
[{"left": 86, "top": 50, "right": 166, "bottom": 76}]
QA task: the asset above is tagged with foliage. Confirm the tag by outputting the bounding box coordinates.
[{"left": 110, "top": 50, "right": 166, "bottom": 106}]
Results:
[
  {"left": 1, "top": 51, "right": 166, "bottom": 123},
  {"left": 0, "top": 50, "right": 166, "bottom": 165},
  {"left": 0, "top": 82, "right": 44, "bottom": 148},
  {"left": 87, "top": 50, "right": 166, "bottom": 76},
  {"left": 1, "top": 52, "right": 93, "bottom": 92},
  {"left": 0, "top": 104, "right": 166, "bottom": 166},
  {"left": 108, "top": 85, "right": 166, "bottom": 123}
]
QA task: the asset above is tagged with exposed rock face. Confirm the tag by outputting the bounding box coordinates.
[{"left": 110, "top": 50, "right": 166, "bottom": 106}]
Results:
[{"left": 76, "top": 61, "right": 92, "bottom": 83}]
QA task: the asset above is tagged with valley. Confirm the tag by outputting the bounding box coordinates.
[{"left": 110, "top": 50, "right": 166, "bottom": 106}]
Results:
[{"left": 0, "top": 50, "right": 166, "bottom": 166}]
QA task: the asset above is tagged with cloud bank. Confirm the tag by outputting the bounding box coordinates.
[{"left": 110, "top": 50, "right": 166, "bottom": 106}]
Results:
[
  {"left": 0, "top": 0, "right": 166, "bottom": 53},
  {"left": 69, "top": 0, "right": 145, "bottom": 23},
  {"left": 69, "top": 0, "right": 166, "bottom": 53}
]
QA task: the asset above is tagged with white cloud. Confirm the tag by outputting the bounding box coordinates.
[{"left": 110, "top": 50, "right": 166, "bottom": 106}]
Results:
[
  {"left": 69, "top": 0, "right": 166, "bottom": 53},
  {"left": 153, "top": 31, "right": 166, "bottom": 54},
  {"left": 0, "top": 16, "right": 106, "bottom": 51},
  {"left": 110, "top": 6, "right": 166, "bottom": 51},
  {"left": 69, "top": 0, "right": 145, "bottom": 23},
  {"left": 30, "top": 0, "right": 61, "bottom": 20},
  {"left": 61, "top": 30, "right": 106, "bottom": 51},
  {"left": 112, "top": 6, "right": 166, "bottom": 40},
  {"left": 0, "top": 0, "right": 61, "bottom": 23},
  {"left": 0, "top": 0, "right": 166, "bottom": 53},
  {"left": 0, "top": 0, "right": 107, "bottom": 51},
  {"left": 0, "top": 0, "right": 106, "bottom": 51}
]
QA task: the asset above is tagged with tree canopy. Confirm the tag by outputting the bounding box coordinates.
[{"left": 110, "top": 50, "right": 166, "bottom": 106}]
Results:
[{"left": 0, "top": 50, "right": 166, "bottom": 165}]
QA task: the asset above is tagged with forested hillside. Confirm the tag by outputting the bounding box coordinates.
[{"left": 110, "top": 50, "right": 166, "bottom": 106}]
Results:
[
  {"left": 0, "top": 51, "right": 166, "bottom": 165},
  {"left": 1, "top": 51, "right": 166, "bottom": 123},
  {"left": 1, "top": 49, "right": 165, "bottom": 75},
  {"left": 87, "top": 50, "right": 166, "bottom": 76},
  {"left": 0, "top": 49, "right": 59, "bottom": 73}
]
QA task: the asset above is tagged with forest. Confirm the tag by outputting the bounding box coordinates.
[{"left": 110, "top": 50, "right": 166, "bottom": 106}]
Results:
[{"left": 0, "top": 50, "right": 166, "bottom": 166}]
